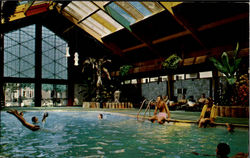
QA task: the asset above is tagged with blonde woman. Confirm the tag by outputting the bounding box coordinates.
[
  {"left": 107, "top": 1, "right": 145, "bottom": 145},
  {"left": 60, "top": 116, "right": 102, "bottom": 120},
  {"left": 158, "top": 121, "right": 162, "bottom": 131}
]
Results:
[{"left": 197, "top": 97, "right": 216, "bottom": 128}]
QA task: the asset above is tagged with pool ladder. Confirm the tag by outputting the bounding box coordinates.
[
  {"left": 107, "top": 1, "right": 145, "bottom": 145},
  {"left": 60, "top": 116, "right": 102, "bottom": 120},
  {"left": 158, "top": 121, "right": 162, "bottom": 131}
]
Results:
[{"left": 137, "top": 99, "right": 154, "bottom": 121}]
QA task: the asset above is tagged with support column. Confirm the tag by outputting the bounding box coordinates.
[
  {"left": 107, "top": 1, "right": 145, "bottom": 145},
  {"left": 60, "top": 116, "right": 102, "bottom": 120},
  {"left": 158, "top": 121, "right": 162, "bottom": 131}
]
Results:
[
  {"left": 167, "top": 75, "right": 174, "bottom": 100},
  {"left": 35, "top": 24, "right": 42, "bottom": 107},
  {"left": 0, "top": 33, "right": 4, "bottom": 107},
  {"left": 67, "top": 46, "right": 74, "bottom": 106},
  {"left": 212, "top": 70, "right": 219, "bottom": 104}
]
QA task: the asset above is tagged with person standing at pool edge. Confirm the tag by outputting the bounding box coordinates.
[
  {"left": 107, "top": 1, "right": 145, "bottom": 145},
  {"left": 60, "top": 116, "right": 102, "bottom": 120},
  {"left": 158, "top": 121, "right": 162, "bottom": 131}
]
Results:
[{"left": 149, "top": 95, "right": 171, "bottom": 124}]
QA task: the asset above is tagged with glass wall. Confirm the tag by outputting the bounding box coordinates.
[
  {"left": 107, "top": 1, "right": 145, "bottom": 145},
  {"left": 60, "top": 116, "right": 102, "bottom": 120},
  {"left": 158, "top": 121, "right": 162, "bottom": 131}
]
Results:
[
  {"left": 4, "top": 83, "right": 35, "bottom": 107},
  {"left": 42, "top": 84, "right": 68, "bottom": 106},
  {"left": 4, "top": 25, "right": 35, "bottom": 78},
  {"left": 3, "top": 24, "right": 69, "bottom": 107},
  {"left": 42, "top": 26, "right": 68, "bottom": 80}
]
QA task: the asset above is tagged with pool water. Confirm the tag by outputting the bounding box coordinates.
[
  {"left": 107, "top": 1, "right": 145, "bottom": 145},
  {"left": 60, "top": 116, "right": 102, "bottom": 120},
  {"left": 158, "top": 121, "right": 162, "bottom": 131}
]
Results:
[{"left": 0, "top": 111, "right": 248, "bottom": 158}]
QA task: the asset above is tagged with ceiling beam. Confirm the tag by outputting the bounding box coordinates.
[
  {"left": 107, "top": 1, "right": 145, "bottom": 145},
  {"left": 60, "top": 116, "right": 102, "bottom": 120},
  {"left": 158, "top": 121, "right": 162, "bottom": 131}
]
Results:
[
  {"left": 159, "top": 2, "right": 207, "bottom": 49},
  {"left": 197, "top": 12, "right": 248, "bottom": 31},
  {"left": 23, "top": 1, "right": 35, "bottom": 15},
  {"left": 122, "top": 12, "right": 248, "bottom": 53},
  {"left": 112, "top": 46, "right": 249, "bottom": 77}
]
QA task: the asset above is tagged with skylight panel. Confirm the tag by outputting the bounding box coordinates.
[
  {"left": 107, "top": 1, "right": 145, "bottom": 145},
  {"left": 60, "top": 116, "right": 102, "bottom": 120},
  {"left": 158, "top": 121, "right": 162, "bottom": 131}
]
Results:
[
  {"left": 114, "top": 2, "right": 144, "bottom": 21},
  {"left": 108, "top": 3, "right": 136, "bottom": 24},
  {"left": 87, "top": 17, "right": 112, "bottom": 35},
  {"left": 82, "top": 18, "right": 110, "bottom": 37},
  {"left": 66, "top": 3, "right": 88, "bottom": 20},
  {"left": 64, "top": 6, "right": 83, "bottom": 20},
  {"left": 75, "top": 1, "right": 98, "bottom": 13},
  {"left": 129, "top": 2, "right": 152, "bottom": 17},
  {"left": 93, "top": 1, "right": 110, "bottom": 10},
  {"left": 140, "top": 2, "right": 164, "bottom": 14},
  {"left": 94, "top": 10, "right": 123, "bottom": 32}
]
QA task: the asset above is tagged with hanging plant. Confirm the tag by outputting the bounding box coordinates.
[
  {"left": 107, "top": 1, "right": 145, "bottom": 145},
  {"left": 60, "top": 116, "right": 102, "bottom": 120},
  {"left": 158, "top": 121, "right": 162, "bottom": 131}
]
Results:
[
  {"left": 162, "top": 54, "right": 182, "bottom": 70},
  {"left": 119, "top": 65, "right": 133, "bottom": 76}
]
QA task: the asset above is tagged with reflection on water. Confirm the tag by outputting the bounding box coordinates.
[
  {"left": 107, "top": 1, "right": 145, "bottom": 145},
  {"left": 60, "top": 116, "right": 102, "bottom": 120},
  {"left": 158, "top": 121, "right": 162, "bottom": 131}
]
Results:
[{"left": 0, "top": 111, "right": 248, "bottom": 158}]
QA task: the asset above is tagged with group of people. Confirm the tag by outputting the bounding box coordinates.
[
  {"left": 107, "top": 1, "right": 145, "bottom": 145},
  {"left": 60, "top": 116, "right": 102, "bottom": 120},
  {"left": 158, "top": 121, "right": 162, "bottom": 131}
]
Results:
[
  {"left": 164, "top": 93, "right": 207, "bottom": 111},
  {"left": 147, "top": 95, "right": 235, "bottom": 133},
  {"left": 6, "top": 94, "right": 226, "bottom": 130}
]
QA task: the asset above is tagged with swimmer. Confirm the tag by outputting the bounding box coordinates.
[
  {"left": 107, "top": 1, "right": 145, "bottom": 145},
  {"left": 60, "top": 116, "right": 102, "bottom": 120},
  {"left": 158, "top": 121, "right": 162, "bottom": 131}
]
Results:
[
  {"left": 226, "top": 123, "right": 234, "bottom": 133},
  {"left": 98, "top": 114, "right": 103, "bottom": 119},
  {"left": 7, "top": 109, "right": 40, "bottom": 131},
  {"left": 7, "top": 109, "right": 49, "bottom": 131},
  {"left": 192, "top": 143, "right": 248, "bottom": 158}
]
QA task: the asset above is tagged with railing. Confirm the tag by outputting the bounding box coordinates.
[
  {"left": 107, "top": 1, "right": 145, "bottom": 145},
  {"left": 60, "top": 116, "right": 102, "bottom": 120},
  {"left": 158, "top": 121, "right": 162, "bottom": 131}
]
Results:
[{"left": 137, "top": 99, "right": 154, "bottom": 121}]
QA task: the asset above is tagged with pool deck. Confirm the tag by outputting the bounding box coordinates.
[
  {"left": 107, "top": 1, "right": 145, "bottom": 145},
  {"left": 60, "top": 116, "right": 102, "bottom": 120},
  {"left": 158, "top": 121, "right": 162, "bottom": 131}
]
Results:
[{"left": 1, "top": 107, "right": 249, "bottom": 128}]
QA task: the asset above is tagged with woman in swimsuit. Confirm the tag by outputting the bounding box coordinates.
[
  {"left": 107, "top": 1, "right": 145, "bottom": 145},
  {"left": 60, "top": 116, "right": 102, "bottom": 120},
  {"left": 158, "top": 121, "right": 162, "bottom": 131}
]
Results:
[
  {"left": 197, "top": 97, "right": 216, "bottom": 128},
  {"left": 149, "top": 95, "right": 171, "bottom": 124}
]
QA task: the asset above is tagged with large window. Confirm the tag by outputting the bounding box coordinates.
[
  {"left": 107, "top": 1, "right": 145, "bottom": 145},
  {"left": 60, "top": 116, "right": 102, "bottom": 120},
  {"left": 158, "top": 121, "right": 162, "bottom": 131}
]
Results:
[
  {"left": 42, "top": 26, "right": 68, "bottom": 79},
  {"left": 4, "top": 83, "right": 35, "bottom": 107},
  {"left": 42, "top": 84, "right": 67, "bottom": 106},
  {"left": 3, "top": 24, "right": 69, "bottom": 107},
  {"left": 4, "top": 25, "right": 35, "bottom": 78}
]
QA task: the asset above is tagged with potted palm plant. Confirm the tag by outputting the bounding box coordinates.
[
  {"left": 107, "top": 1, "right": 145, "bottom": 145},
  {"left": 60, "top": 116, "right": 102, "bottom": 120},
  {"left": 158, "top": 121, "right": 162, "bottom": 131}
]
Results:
[
  {"left": 82, "top": 57, "right": 111, "bottom": 108},
  {"left": 209, "top": 43, "right": 248, "bottom": 117}
]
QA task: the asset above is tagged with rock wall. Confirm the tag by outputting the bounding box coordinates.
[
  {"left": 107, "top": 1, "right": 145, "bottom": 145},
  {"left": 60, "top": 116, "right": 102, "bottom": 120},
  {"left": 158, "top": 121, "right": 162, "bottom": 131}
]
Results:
[
  {"left": 141, "top": 81, "right": 167, "bottom": 100},
  {"left": 173, "top": 78, "right": 211, "bottom": 101}
]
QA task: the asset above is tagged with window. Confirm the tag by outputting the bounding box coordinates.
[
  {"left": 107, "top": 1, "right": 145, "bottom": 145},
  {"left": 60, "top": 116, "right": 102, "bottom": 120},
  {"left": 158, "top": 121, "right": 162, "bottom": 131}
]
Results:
[
  {"left": 174, "top": 74, "right": 184, "bottom": 80},
  {"left": 200, "top": 71, "right": 212, "bottom": 78},
  {"left": 42, "top": 26, "right": 68, "bottom": 80},
  {"left": 42, "top": 84, "right": 67, "bottom": 106},
  {"left": 186, "top": 73, "right": 198, "bottom": 79},
  {"left": 150, "top": 77, "right": 158, "bottom": 82},
  {"left": 4, "top": 25, "right": 35, "bottom": 78},
  {"left": 161, "top": 76, "right": 168, "bottom": 81},
  {"left": 124, "top": 80, "right": 131, "bottom": 84},
  {"left": 142, "top": 77, "right": 149, "bottom": 83},
  {"left": 131, "top": 79, "right": 137, "bottom": 84}
]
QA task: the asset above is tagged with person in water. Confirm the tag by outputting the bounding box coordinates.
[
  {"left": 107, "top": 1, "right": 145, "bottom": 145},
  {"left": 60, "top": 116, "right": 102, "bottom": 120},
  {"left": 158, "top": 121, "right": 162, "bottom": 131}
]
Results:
[
  {"left": 7, "top": 109, "right": 48, "bottom": 131},
  {"left": 197, "top": 97, "right": 216, "bottom": 128},
  {"left": 192, "top": 143, "right": 248, "bottom": 158},
  {"left": 149, "top": 95, "right": 171, "bottom": 124},
  {"left": 98, "top": 113, "right": 103, "bottom": 120}
]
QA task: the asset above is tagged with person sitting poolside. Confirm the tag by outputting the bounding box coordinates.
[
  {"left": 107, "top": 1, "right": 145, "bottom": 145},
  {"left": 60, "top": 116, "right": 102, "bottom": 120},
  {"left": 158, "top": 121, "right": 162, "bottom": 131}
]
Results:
[
  {"left": 198, "top": 93, "right": 207, "bottom": 105},
  {"left": 148, "top": 95, "right": 171, "bottom": 124},
  {"left": 178, "top": 94, "right": 187, "bottom": 105},
  {"left": 7, "top": 109, "right": 48, "bottom": 131},
  {"left": 197, "top": 97, "right": 216, "bottom": 128}
]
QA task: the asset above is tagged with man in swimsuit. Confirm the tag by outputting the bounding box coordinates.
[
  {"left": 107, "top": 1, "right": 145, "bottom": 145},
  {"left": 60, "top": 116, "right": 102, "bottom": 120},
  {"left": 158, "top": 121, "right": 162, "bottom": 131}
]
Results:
[
  {"left": 7, "top": 109, "right": 48, "bottom": 131},
  {"left": 149, "top": 95, "right": 171, "bottom": 124}
]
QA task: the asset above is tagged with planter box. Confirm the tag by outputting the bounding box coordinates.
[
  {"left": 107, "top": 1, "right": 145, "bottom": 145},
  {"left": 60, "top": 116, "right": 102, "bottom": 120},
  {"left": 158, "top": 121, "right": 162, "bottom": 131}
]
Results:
[
  {"left": 82, "top": 102, "right": 100, "bottom": 108},
  {"left": 216, "top": 106, "right": 249, "bottom": 118},
  {"left": 83, "top": 102, "right": 134, "bottom": 109}
]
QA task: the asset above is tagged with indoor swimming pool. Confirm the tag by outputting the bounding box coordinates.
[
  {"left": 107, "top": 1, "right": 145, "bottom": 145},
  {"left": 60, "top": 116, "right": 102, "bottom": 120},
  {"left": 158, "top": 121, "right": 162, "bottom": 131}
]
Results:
[{"left": 0, "top": 111, "right": 248, "bottom": 158}]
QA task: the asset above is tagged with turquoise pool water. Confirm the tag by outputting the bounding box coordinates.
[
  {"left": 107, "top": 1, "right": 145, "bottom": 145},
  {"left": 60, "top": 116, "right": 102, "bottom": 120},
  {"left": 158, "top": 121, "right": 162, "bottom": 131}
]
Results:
[{"left": 0, "top": 111, "right": 248, "bottom": 158}]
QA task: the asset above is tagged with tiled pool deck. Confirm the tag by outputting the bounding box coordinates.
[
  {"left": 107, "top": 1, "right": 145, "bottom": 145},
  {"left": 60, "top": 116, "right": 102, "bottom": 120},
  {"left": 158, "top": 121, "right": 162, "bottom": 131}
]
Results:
[{"left": 1, "top": 107, "right": 249, "bottom": 127}]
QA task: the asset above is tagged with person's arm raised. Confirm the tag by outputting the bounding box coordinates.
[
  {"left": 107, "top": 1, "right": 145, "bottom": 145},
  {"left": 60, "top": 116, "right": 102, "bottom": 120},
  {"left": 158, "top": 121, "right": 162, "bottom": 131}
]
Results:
[{"left": 7, "top": 109, "right": 40, "bottom": 131}]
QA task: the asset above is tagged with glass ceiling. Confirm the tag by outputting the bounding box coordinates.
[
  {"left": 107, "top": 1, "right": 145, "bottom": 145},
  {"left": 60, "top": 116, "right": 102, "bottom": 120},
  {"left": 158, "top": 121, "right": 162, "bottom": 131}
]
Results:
[
  {"left": 60, "top": 1, "right": 166, "bottom": 41},
  {"left": 2, "top": 1, "right": 182, "bottom": 43}
]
